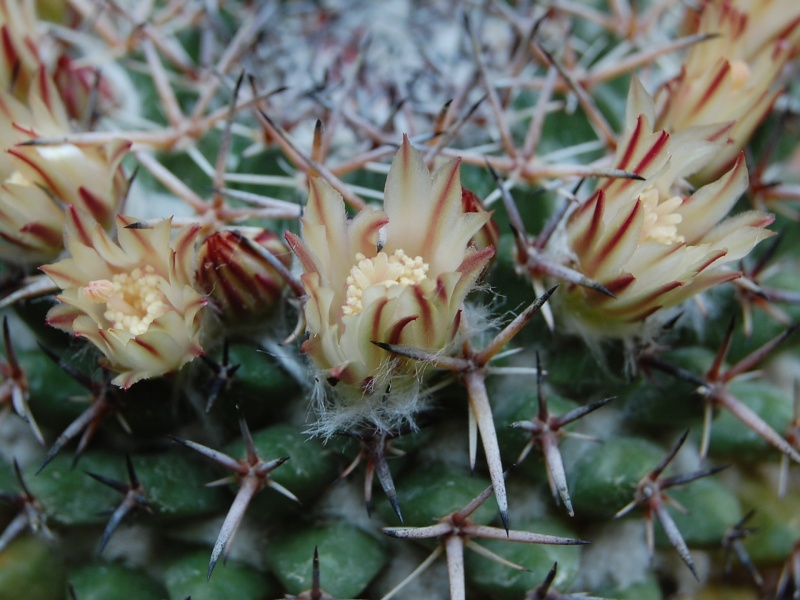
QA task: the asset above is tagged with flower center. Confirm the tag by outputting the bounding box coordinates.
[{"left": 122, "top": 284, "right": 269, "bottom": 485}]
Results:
[
  {"left": 342, "top": 249, "right": 429, "bottom": 316},
  {"left": 638, "top": 187, "right": 685, "bottom": 245},
  {"left": 5, "top": 170, "right": 32, "bottom": 186},
  {"left": 729, "top": 59, "right": 750, "bottom": 91},
  {"left": 83, "top": 265, "right": 170, "bottom": 335}
]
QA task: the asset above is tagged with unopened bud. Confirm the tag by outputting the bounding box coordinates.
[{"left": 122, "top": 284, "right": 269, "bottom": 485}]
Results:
[{"left": 196, "top": 229, "right": 292, "bottom": 325}]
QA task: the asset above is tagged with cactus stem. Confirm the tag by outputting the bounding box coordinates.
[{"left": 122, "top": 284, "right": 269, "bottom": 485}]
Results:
[
  {"left": 250, "top": 106, "right": 366, "bottom": 211},
  {"left": 208, "top": 474, "right": 259, "bottom": 580},
  {"left": 375, "top": 287, "right": 557, "bottom": 526},
  {"left": 776, "top": 540, "right": 800, "bottom": 600},
  {"left": 526, "top": 564, "right": 619, "bottom": 599},
  {"left": 537, "top": 44, "right": 617, "bottom": 150},
  {"left": 0, "top": 274, "right": 59, "bottom": 311},
  {"left": 529, "top": 562, "right": 558, "bottom": 599},
  {"left": 35, "top": 346, "right": 122, "bottom": 473},
  {"left": 171, "top": 407, "right": 296, "bottom": 579},
  {"left": 382, "top": 477, "right": 586, "bottom": 599},
  {"left": 0, "top": 318, "right": 41, "bottom": 444},
  {"left": 336, "top": 427, "right": 408, "bottom": 522},
  {"left": 379, "top": 545, "right": 444, "bottom": 600},
  {"left": 199, "top": 340, "right": 241, "bottom": 413},
  {"left": 494, "top": 152, "right": 614, "bottom": 309},
  {"left": 614, "top": 432, "right": 727, "bottom": 578},
  {"left": 652, "top": 500, "right": 698, "bottom": 579},
  {"left": 463, "top": 369, "right": 509, "bottom": 531},
  {"left": 510, "top": 354, "right": 612, "bottom": 516},
  {"left": 780, "top": 382, "right": 800, "bottom": 497},
  {"left": 465, "top": 538, "right": 529, "bottom": 571},
  {"left": 715, "top": 388, "right": 800, "bottom": 464},
  {"left": 643, "top": 323, "right": 800, "bottom": 464},
  {"left": 0, "top": 459, "right": 53, "bottom": 552},
  {"left": 444, "top": 534, "right": 466, "bottom": 600},
  {"left": 312, "top": 545, "right": 321, "bottom": 596},
  {"left": 722, "top": 509, "right": 763, "bottom": 587},
  {"left": 85, "top": 454, "right": 151, "bottom": 555}
]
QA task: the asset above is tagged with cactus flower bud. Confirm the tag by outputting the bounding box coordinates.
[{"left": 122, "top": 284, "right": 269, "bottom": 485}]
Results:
[
  {"left": 42, "top": 207, "right": 206, "bottom": 389},
  {"left": 286, "top": 137, "right": 493, "bottom": 436},
  {"left": 196, "top": 228, "right": 292, "bottom": 325}
]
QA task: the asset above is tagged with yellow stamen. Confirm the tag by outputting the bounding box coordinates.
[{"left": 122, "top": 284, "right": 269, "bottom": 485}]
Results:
[
  {"left": 639, "top": 188, "right": 685, "bottom": 245},
  {"left": 729, "top": 59, "right": 750, "bottom": 91},
  {"left": 343, "top": 249, "right": 429, "bottom": 316},
  {"left": 83, "top": 265, "right": 169, "bottom": 335},
  {"left": 5, "top": 171, "right": 32, "bottom": 186}
]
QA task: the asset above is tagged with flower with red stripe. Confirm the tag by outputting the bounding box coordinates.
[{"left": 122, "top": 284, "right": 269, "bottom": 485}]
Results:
[
  {"left": 286, "top": 137, "right": 494, "bottom": 436},
  {"left": 559, "top": 77, "right": 774, "bottom": 338},
  {"left": 42, "top": 208, "right": 206, "bottom": 389},
  {"left": 0, "top": 69, "right": 129, "bottom": 267},
  {"left": 656, "top": 0, "right": 800, "bottom": 182}
]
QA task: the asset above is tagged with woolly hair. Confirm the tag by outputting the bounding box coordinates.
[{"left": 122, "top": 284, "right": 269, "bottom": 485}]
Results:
[
  {"left": 553, "top": 297, "right": 681, "bottom": 378},
  {"left": 305, "top": 356, "right": 428, "bottom": 439},
  {"left": 304, "top": 299, "right": 499, "bottom": 439},
  {"left": 544, "top": 201, "right": 739, "bottom": 373},
  {"left": 552, "top": 274, "right": 734, "bottom": 377}
]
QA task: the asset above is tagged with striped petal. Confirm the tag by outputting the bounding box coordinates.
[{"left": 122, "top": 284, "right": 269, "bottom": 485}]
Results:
[
  {"left": 292, "top": 140, "right": 492, "bottom": 434},
  {"left": 558, "top": 75, "right": 774, "bottom": 338},
  {"left": 42, "top": 209, "right": 205, "bottom": 388}
]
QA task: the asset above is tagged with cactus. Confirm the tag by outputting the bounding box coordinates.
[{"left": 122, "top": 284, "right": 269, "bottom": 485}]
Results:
[{"left": 0, "top": 1, "right": 799, "bottom": 599}]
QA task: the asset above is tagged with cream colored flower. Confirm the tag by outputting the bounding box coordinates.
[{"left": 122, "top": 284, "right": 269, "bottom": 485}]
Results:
[
  {"left": 559, "top": 77, "right": 775, "bottom": 337},
  {"left": 42, "top": 207, "right": 206, "bottom": 389},
  {"left": 286, "top": 137, "right": 493, "bottom": 435},
  {"left": 0, "top": 69, "right": 130, "bottom": 266},
  {"left": 656, "top": 0, "right": 800, "bottom": 182}
]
